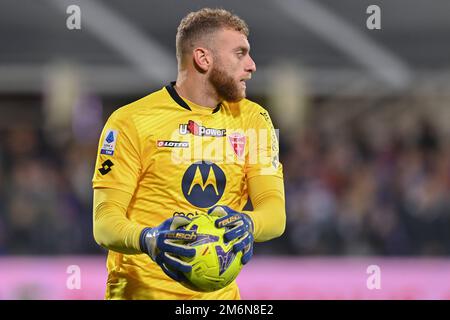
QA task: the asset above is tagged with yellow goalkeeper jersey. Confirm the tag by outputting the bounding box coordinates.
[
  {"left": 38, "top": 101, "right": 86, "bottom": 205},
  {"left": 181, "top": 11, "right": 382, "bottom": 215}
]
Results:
[{"left": 92, "top": 82, "right": 283, "bottom": 299}]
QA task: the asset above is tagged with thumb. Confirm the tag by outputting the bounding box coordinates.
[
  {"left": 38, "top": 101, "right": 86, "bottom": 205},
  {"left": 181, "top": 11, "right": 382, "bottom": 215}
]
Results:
[
  {"left": 169, "top": 216, "right": 193, "bottom": 230},
  {"left": 208, "top": 206, "right": 228, "bottom": 218}
]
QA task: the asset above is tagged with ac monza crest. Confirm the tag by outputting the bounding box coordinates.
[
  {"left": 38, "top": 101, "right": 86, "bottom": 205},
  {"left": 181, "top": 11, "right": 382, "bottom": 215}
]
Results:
[{"left": 228, "top": 133, "right": 246, "bottom": 157}]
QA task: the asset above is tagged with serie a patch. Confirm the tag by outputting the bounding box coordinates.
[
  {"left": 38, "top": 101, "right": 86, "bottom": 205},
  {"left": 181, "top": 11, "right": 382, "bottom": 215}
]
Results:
[{"left": 100, "top": 129, "right": 118, "bottom": 155}]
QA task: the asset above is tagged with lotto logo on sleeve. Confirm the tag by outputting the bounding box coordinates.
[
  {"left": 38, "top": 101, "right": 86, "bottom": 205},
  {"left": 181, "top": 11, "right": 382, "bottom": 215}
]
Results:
[{"left": 100, "top": 130, "right": 118, "bottom": 155}]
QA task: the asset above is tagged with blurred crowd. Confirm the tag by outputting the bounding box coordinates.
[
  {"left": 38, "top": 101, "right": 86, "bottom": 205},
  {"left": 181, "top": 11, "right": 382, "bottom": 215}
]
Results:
[
  {"left": 0, "top": 125, "right": 99, "bottom": 254},
  {"left": 281, "top": 96, "right": 450, "bottom": 256},
  {"left": 1, "top": 94, "right": 450, "bottom": 256}
]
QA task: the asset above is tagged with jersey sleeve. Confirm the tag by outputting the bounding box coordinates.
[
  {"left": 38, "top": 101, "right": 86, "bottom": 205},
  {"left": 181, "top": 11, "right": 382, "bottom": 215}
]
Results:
[
  {"left": 92, "top": 110, "right": 141, "bottom": 195},
  {"left": 93, "top": 187, "right": 146, "bottom": 254},
  {"left": 244, "top": 174, "right": 286, "bottom": 242},
  {"left": 245, "top": 106, "right": 283, "bottom": 180}
]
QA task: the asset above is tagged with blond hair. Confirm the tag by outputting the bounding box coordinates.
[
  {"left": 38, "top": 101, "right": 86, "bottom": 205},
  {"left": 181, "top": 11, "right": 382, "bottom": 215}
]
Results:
[{"left": 176, "top": 8, "right": 249, "bottom": 64}]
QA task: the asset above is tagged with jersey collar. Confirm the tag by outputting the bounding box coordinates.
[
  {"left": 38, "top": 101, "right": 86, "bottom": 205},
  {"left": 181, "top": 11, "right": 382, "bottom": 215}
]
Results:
[{"left": 165, "top": 81, "right": 221, "bottom": 114}]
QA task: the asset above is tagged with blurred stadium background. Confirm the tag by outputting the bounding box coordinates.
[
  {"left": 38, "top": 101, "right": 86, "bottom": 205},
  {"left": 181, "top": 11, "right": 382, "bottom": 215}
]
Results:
[{"left": 1, "top": 0, "right": 450, "bottom": 299}]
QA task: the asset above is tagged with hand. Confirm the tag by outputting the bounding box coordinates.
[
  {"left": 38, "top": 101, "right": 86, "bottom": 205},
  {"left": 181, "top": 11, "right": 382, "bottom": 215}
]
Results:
[
  {"left": 208, "top": 205, "right": 254, "bottom": 265},
  {"left": 140, "top": 216, "right": 197, "bottom": 282}
]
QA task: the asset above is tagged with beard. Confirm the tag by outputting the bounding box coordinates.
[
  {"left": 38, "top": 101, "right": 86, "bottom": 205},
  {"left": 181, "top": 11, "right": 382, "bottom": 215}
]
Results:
[{"left": 208, "top": 64, "right": 245, "bottom": 103}]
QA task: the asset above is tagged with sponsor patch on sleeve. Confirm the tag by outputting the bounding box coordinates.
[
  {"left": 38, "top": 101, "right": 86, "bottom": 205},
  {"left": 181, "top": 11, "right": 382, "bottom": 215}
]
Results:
[{"left": 100, "top": 129, "right": 118, "bottom": 155}]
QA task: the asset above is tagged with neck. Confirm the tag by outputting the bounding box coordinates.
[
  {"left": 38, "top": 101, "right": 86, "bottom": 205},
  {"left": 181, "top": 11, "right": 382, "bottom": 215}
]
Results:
[{"left": 174, "top": 71, "right": 221, "bottom": 109}]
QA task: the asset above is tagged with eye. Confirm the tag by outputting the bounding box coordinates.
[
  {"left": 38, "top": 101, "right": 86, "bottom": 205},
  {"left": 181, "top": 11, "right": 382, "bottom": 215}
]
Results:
[{"left": 235, "top": 47, "right": 249, "bottom": 58}]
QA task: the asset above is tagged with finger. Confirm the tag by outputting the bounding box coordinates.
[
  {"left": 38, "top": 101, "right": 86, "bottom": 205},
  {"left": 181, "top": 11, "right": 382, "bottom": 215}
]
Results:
[
  {"left": 215, "top": 214, "right": 242, "bottom": 229},
  {"left": 161, "top": 252, "right": 192, "bottom": 273},
  {"left": 224, "top": 225, "right": 246, "bottom": 242},
  {"left": 233, "top": 239, "right": 247, "bottom": 253},
  {"left": 170, "top": 216, "right": 193, "bottom": 229},
  {"left": 241, "top": 246, "right": 253, "bottom": 265},
  {"left": 164, "top": 230, "right": 197, "bottom": 242},
  {"left": 208, "top": 205, "right": 228, "bottom": 218},
  {"left": 207, "top": 205, "right": 220, "bottom": 215},
  {"left": 160, "top": 263, "right": 187, "bottom": 282},
  {"left": 232, "top": 232, "right": 250, "bottom": 251},
  {"left": 219, "top": 206, "right": 236, "bottom": 215},
  {"left": 233, "top": 232, "right": 252, "bottom": 253},
  {"left": 159, "top": 239, "right": 196, "bottom": 258}
]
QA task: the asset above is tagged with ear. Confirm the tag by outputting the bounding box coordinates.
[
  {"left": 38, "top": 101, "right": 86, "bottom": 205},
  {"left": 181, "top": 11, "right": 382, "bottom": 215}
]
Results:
[{"left": 192, "top": 47, "right": 212, "bottom": 72}]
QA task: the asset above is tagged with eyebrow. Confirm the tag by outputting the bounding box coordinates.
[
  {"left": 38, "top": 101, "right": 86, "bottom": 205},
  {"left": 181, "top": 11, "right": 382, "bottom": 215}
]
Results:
[{"left": 234, "top": 46, "right": 250, "bottom": 54}]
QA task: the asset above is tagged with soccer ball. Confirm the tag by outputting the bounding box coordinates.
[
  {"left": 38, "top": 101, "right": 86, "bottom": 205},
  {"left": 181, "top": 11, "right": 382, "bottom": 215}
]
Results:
[{"left": 178, "top": 214, "right": 243, "bottom": 292}]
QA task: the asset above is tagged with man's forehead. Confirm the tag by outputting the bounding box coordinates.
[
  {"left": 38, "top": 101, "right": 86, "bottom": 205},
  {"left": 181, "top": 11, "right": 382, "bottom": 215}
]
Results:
[{"left": 215, "top": 28, "right": 250, "bottom": 49}]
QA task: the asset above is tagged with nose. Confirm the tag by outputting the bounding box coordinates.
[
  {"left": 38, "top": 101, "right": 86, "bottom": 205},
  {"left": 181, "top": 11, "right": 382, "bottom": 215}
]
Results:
[{"left": 246, "top": 55, "right": 256, "bottom": 73}]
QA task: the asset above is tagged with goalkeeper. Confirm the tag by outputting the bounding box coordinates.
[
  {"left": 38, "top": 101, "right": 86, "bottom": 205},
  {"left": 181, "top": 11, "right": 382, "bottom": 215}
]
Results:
[{"left": 92, "top": 8, "right": 286, "bottom": 300}]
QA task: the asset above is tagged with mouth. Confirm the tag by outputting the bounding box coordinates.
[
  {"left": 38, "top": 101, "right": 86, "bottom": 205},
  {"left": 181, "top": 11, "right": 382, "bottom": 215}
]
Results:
[{"left": 240, "top": 77, "right": 250, "bottom": 88}]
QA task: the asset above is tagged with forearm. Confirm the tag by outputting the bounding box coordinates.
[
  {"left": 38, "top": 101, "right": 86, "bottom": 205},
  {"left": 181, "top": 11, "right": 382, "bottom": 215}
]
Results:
[
  {"left": 93, "top": 188, "right": 147, "bottom": 254},
  {"left": 244, "top": 175, "right": 286, "bottom": 242}
]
